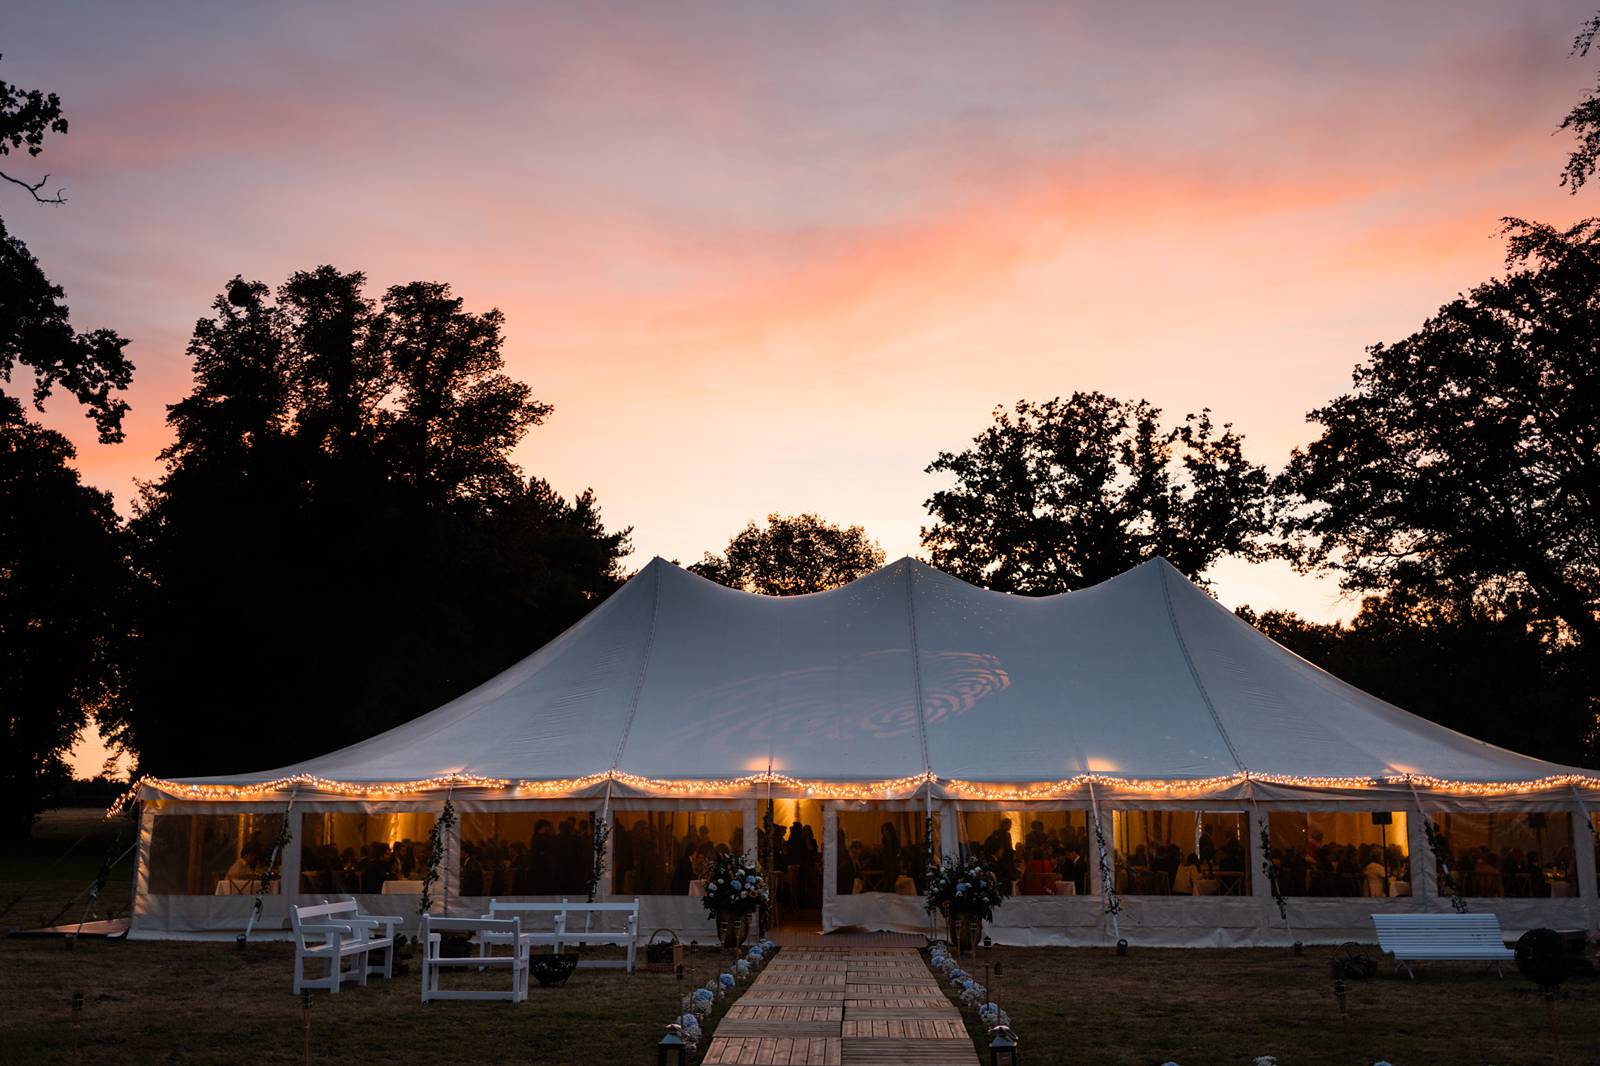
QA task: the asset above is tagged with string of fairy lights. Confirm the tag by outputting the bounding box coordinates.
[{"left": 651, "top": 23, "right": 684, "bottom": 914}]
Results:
[{"left": 110, "top": 767, "right": 1600, "bottom": 815}]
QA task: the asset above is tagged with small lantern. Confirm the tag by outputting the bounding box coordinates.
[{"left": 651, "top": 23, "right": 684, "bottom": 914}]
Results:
[
  {"left": 1333, "top": 978, "right": 1347, "bottom": 1021},
  {"left": 658, "top": 1023, "right": 689, "bottom": 1066},
  {"left": 982, "top": 934, "right": 993, "bottom": 950},
  {"left": 235, "top": 933, "right": 248, "bottom": 951},
  {"left": 1116, "top": 938, "right": 1128, "bottom": 957},
  {"left": 988, "top": 1023, "right": 1020, "bottom": 1066}
]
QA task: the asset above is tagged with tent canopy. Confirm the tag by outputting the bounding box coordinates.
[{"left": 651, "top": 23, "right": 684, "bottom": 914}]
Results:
[{"left": 182, "top": 556, "right": 1581, "bottom": 789}]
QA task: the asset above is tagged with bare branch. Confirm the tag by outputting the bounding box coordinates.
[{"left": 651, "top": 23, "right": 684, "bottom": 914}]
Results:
[{"left": 0, "top": 168, "right": 66, "bottom": 203}]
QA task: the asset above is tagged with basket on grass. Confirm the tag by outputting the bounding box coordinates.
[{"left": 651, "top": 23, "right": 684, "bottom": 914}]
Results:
[{"left": 644, "top": 928, "right": 683, "bottom": 973}]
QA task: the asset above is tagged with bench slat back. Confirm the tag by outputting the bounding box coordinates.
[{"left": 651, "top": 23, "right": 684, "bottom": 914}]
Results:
[
  {"left": 291, "top": 900, "right": 358, "bottom": 929},
  {"left": 424, "top": 916, "right": 522, "bottom": 935},
  {"left": 1372, "top": 913, "right": 1511, "bottom": 954}
]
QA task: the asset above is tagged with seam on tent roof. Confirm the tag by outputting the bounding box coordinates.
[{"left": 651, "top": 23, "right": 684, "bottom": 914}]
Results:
[
  {"left": 608, "top": 559, "right": 664, "bottom": 774},
  {"left": 903, "top": 560, "right": 932, "bottom": 776},
  {"left": 1157, "top": 561, "right": 1248, "bottom": 774}
]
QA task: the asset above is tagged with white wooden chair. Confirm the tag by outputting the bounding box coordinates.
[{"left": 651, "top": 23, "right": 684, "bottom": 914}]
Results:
[
  {"left": 1371, "top": 912, "right": 1516, "bottom": 978},
  {"left": 289, "top": 900, "right": 400, "bottom": 994},
  {"left": 478, "top": 898, "right": 641, "bottom": 973},
  {"left": 421, "top": 915, "right": 528, "bottom": 1002}
]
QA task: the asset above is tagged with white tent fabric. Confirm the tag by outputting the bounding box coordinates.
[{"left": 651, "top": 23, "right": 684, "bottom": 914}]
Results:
[
  {"left": 133, "top": 556, "right": 1600, "bottom": 945},
  {"left": 181, "top": 556, "right": 1581, "bottom": 789}
]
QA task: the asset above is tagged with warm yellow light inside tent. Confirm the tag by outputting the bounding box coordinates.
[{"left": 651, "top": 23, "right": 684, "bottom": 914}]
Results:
[{"left": 1086, "top": 757, "right": 1118, "bottom": 773}]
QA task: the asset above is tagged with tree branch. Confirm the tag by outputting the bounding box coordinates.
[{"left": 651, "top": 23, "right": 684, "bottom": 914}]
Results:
[{"left": 0, "top": 169, "right": 66, "bottom": 203}]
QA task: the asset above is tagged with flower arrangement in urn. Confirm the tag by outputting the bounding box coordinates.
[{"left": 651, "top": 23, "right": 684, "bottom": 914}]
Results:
[
  {"left": 924, "top": 854, "right": 1004, "bottom": 950},
  {"left": 701, "top": 851, "right": 768, "bottom": 951}
]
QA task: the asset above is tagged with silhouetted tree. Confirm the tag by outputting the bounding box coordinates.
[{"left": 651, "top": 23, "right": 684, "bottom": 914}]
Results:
[
  {"left": 0, "top": 54, "right": 69, "bottom": 203},
  {"left": 118, "top": 269, "right": 628, "bottom": 777},
  {"left": 691, "top": 513, "right": 885, "bottom": 595},
  {"left": 0, "top": 70, "right": 135, "bottom": 839},
  {"left": 1279, "top": 219, "right": 1600, "bottom": 657},
  {"left": 1238, "top": 592, "right": 1597, "bottom": 768},
  {"left": 1561, "top": 13, "right": 1600, "bottom": 193},
  {"left": 921, "top": 393, "right": 1272, "bottom": 594},
  {"left": 0, "top": 397, "right": 133, "bottom": 839},
  {"left": 1, "top": 218, "right": 133, "bottom": 442}
]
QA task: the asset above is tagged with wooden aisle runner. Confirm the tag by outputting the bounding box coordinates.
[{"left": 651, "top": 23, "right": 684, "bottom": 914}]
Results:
[{"left": 702, "top": 946, "right": 978, "bottom": 1066}]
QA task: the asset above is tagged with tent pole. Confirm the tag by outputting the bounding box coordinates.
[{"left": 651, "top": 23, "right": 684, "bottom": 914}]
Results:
[
  {"left": 1570, "top": 785, "right": 1598, "bottom": 938},
  {"left": 1087, "top": 780, "right": 1121, "bottom": 945},
  {"left": 1244, "top": 781, "right": 1293, "bottom": 945},
  {"left": 243, "top": 787, "right": 297, "bottom": 942}
]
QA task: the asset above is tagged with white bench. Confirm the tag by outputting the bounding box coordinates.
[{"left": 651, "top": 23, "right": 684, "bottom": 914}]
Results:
[
  {"left": 479, "top": 898, "right": 640, "bottom": 974},
  {"left": 421, "top": 915, "right": 527, "bottom": 1002},
  {"left": 1371, "top": 913, "right": 1515, "bottom": 978},
  {"left": 290, "top": 900, "right": 400, "bottom": 994}
]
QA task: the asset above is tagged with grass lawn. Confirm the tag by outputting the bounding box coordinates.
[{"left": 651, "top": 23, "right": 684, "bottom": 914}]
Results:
[
  {"left": 6, "top": 810, "right": 1600, "bottom": 1064},
  {"left": 934, "top": 942, "right": 1600, "bottom": 1066}
]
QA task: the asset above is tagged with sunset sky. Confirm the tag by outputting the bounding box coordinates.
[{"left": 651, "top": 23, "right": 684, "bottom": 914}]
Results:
[{"left": 8, "top": 3, "right": 1600, "bottom": 777}]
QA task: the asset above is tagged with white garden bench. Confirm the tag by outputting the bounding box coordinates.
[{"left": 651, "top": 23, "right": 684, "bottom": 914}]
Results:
[
  {"left": 289, "top": 900, "right": 400, "bottom": 994},
  {"left": 1371, "top": 913, "right": 1515, "bottom": 978},
  {"left": 478, "top": 898, "right": 640, "bottom": 973},
  {"left": 421, "top": 915, "right": 527, "bottom": 1002}
]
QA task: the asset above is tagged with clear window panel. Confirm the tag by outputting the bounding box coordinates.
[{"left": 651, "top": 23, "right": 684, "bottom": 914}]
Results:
[
  {"left": 148, "top": 812, "right": 286, "bottom": 895},
  {"left": 957, "top": 810, "right": 1090, "bottom": 896},
  {"left": 1267, "top": 811, "right": 1409, "bottom": 897},
  {"left": 458, "top": 811, "right": 594, "bottom": 897},
  {"left": 297, "top": 811, "right": 437, "bottom": 895},
  {"left": 1112, "top": 811, "right": 1251, "bottom": 896},
  {"left": 837, "top": 809, "right": 939, "bottom": 896},
  {"left": 611, "top": 810, "right": 745, "bottom": 896},
  {"left": 1429, "top": 812, "right": 1578, "bottom": 898}
]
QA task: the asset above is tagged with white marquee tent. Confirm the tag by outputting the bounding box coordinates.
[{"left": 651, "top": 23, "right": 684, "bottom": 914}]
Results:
[{"left": 130, "top": 557, "right": 1600, "bottom": 945}]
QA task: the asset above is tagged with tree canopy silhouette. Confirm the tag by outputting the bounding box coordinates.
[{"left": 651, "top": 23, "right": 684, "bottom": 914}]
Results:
[
  {"left": 691, "top": 513, "right": 885, "bottom": 595},
  {"left": 1279, "top": 219, "right": 1600, "bottom": 657},
  {"left": 0, "top": 67, "right": 135, "bottom": 839},
  {"left": 1238, "top": 592, "right": 1596, "bottom": 767},
  {"left": 920, "top": 393, "right": 1272, "bottom": 594},
  {"left": 0, "top": 397, "right": 132, "bottom": 839},
  {"left": 0, "top": 54, "right": 69, "bottom": 203},
  {"left": 1561, "top": 13, "right": 1600, "bottom": 193},
  {"left": 116, "top": 268, "right": 628, "bottom": 777}
]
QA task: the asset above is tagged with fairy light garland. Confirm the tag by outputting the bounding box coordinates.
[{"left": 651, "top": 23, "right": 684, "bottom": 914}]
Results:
[{"left": 116, "top": 768, "right": 1600, "bottom": 812}]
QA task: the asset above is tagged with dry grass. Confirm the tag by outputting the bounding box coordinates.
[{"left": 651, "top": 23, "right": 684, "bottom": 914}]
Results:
[
  {"left": 6, "top": 812, "right": 1600, "bottom": 1065},
  {"left": 934, "top": 942, "right": 1600, "bottom": 1066}
]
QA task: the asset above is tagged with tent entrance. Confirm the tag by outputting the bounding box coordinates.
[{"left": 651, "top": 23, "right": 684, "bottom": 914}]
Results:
[{"left": 764, "top": 799, "right": 824, "bottom": 931}]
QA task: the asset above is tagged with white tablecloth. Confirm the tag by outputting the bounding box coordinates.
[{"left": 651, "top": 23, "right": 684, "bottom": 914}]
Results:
[
  {"left": 214, "top": 879, "right": 257, "bottom": 896},
  {"left": 381, "top": 880, "right": 425, "bottom": 895},
  {"left": 1051, "top": 880, "right": 1076, "bottom": 896}
]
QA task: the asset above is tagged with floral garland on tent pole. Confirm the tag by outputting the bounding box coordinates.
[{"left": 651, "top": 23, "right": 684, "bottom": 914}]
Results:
[
  {"left": 1406, "top": 778, "right": 1467, "bottom": 913},
  {"left": 587, "top": 810, "right": 611, "bottom": 903},
  {"left": 418, "top": 798, "right": 456, "bottom": 917},
  {"left": 1245, "top": 783, "right": 1297, "bottom": 950},
  {"left": 243, "top": 790, "right": 297, "bottom": 943},
  {"left": 1422, "top": 816, "right": 1468, "bottom": 914},
  {"left": 1086, "top": 782, "right": 1123, "bottom": 947}
]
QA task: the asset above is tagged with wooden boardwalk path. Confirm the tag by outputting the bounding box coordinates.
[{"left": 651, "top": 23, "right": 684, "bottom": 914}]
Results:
[{"left": 703, "top": 946, "right": 977, "bottom": 1066}]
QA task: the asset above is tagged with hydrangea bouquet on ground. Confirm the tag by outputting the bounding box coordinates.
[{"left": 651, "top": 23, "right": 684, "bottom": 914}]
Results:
[
  {"left": 924, "top": 854, "right": 1004, "bottom": 922},
  {"left": 701, "top": 851, "right": 769, "bottom": 918}
]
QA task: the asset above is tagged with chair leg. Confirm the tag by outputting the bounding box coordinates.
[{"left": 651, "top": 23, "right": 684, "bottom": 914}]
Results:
[
  {"left": 293, "top": 952, "right": 304, "bottom": 994},
  {"left": 356, "top": 949, "right": 369, "bottom": 986}
]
